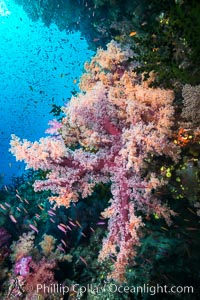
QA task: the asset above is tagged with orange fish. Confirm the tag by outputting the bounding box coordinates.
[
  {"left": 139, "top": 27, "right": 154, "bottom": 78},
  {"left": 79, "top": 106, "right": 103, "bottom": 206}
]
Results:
[
  {"left": 29, "top": 224, "right": 39, "bottom": 234},
  {"left": 23, "top": 208, "right": 28, "bottom": 214},
  {"left": 24, "top": 199, "right": 30, "bottom": 205},
  {"left": 93, "top": 38, "right": 100, "bottom": 42},
  {"left": 57, "top": 245, "right": 65, "bottom": 252},
  {"left": 57, "top": 225, "right": 67, "bottom": 234},
  {"left": 61, "top": 239, "right": 67, "bottom": 247},
  {"left": 187, "top": 207, "right": 196, "bottom": 215},
  {"left": 69, "top": 220, "right": 77, "bottom": 227},
  {"left": 0, "top": 204, "right": 7, "bottom": 211},
  {"left": 9, "top": 215, "right": 17, "bottom": 223},
  {"left": 81, "top": 232, "right": 87, "bottom": 238},
  {"left": 90, "top": 226, "right": 95, "bottom": 233},
  {"left": 4, "top": 185, "right": 9, "bottom": 192},
  {"left": 75, "top": 220, "right": 82, "bottom": 228},
  {"left": 38, "top": 205, "right": 44, "bottom": 211},
  {"left": 129, "top": 31, "right": 137, "bottom": 37},
  {"left": 59, "top": 223, "right": 67, "bottom": 229},
  {"left": 186, "top": 227, "right": 198, "bottom": 231},
  {"left": 16, "top": 194, "right": 23, "bottom": 202},
  {"left": 79, "top": 256, "right": 88, "bottom": 266},
  {"left": 161, "top": 226, "right": 168, "bottom": 231}
]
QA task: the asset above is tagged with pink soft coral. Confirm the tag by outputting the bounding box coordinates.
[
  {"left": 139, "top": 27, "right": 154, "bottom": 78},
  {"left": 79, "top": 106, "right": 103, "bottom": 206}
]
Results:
[
  {"left": 24, "top": 258, "right": 56, "bottom": 297},
  {"left": 45, "top": 119, "right": 62, "bottom": 135},
  {"left": 10, "top": 41, "right": 180, "bottom": 282},
  {"left": 14, "top": 256, "right": 32, "bottom": 277}
]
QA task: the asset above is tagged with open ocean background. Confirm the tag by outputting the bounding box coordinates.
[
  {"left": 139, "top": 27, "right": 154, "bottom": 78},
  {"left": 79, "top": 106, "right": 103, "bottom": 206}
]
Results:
[{"left": 0, "top": 0, "right": 94, "bottom": 186}]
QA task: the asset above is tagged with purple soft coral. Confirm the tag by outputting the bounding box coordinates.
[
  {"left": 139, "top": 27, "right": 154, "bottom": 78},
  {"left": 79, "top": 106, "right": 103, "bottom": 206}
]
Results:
[{"left": 14, "top": 256, "right": 32, "bottom": 277}]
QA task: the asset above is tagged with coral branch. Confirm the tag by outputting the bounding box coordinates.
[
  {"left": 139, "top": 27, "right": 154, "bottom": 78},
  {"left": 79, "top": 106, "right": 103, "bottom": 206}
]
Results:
[{"left": 10, "top": 41, "right": 180, "bottom": 282}]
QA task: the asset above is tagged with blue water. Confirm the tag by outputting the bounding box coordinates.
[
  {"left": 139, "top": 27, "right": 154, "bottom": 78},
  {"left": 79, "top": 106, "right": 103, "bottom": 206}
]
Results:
[{"left": 0, "top": 0, "right": 94, "bottom": 186}]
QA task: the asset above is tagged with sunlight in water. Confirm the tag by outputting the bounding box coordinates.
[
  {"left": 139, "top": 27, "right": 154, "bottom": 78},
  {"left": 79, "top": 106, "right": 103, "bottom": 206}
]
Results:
[
  {"left": 0, "top": 0, "right": 93, "bottom": 185},
  {"left": 0, "top": 0, "right": 10, "bottom": 16}
]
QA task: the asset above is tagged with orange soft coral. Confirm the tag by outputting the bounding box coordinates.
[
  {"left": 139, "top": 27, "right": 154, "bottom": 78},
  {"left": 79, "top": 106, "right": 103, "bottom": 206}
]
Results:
[{"left": 10, "top": 41, "right": 180, "bottom": 282}]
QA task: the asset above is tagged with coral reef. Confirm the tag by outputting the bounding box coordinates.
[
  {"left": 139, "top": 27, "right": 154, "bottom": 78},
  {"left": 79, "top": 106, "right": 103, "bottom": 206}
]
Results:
[
  {"left": 39, "top": 234, "right": 72, "bottom": 262},
  {"left": 10, "top": 231, "right": 35, "bottom": 262},
  {"left": 24, "top": 258, "right": 57, "bottom": 298},
  {"left": 7, "top": 259, "right": 57, "bottom": 299},
  {"left": 10, "top": 41, "right": 180, "bottom": 282},
  {"left": 0, "top": 228, "right": 11, "bottom": 286},
  {"left": 0, "top": 228, "right": 11, "bottom": 249},
  {"left": 181, "top": 84, "right": 200, "bottom": 129},
  {"left": 0, "top": 0, "right": 198, "bottom": 298},
  {"left": 14, "top": 256, "right": 32, "bottom": 277},
  {"left": 4, "top": 229, "right": 72, "bottom": 299}
]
